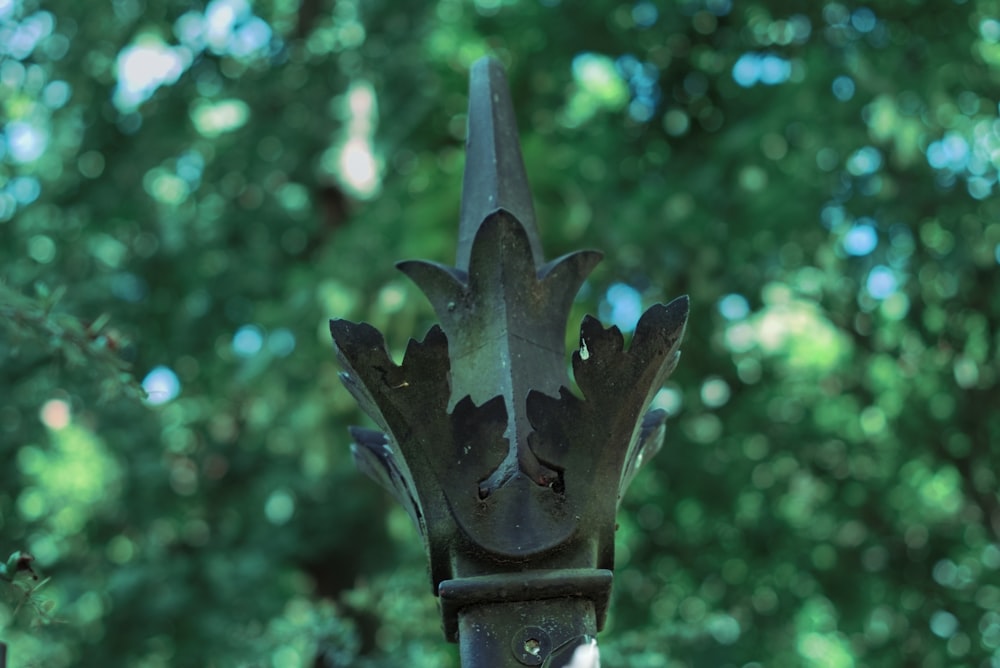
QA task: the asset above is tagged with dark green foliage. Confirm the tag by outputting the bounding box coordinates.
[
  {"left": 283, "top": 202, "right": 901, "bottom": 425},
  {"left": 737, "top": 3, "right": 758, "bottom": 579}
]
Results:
[{"left": 1, "top": 0, "right": 998, "bottom": 666}]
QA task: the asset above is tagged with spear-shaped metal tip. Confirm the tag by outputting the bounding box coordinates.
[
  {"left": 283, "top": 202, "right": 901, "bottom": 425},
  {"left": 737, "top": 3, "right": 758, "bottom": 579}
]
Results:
[{"left": 457, "top": 57, "right": 542, "bottom": 271}]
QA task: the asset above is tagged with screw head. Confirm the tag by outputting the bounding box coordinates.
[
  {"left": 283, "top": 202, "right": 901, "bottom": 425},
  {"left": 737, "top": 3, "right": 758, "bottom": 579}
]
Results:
[{"left": 511, "top": 626, "right": 550, "bottom": 666}]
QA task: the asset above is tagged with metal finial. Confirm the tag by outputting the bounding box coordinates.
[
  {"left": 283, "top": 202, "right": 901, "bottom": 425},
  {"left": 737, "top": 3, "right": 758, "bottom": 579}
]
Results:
[
  {"left": 457, "top": 57, "right": 542, "bottom": 271},
  {"left": 329, "top": 56, "right": 689, "bottom": 667}
]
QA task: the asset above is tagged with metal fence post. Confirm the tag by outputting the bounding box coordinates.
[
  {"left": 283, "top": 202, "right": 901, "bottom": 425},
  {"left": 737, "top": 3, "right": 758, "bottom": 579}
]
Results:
[{"left": 329, "top": 57, "right": 688, "bottom": 667}]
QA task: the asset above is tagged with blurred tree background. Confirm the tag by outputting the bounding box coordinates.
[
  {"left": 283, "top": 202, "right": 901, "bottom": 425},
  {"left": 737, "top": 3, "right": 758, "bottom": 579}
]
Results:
[{"left": 1, "top": 0, "right": 999, "bottom": 665}]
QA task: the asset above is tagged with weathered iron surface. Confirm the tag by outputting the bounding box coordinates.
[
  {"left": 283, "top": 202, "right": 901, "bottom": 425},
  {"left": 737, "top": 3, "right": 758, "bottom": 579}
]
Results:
[{"left": 330, "top": 56, "right": 688, "bottom": 667}]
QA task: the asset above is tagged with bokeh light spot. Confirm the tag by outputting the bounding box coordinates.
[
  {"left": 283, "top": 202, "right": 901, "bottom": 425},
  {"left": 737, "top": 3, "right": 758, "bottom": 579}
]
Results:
[
  {"left": 5, "top": 121, "right": 48, "bottom": 163},
  {"left": 732, "top": 53, "right": 760, "bottom": 87},
  {"left": 816, "top": 148, "right": 839, "bottom": 172},
  {"left": 663, "top": 109, "right": 690, "bottom": 136},
  {"left": 847, "top": 146, "right": 883, "bottom": 176},
  {"left": 564, "top": 52, "right": 629, "bottom": 127},
  {"left": 265, "top": 488, "right": 296, "bottom": 525},
  {"left": 114, "top": 37, "right": 189, "bottom": 111},
  {"left": 967, "top": 177, "right": 992, "bottom": 200},
  {"left": 701, "top": 377, "right": 732, "bottom": 408},
  {"left": 843, "top": 222, "right": 877, "bottom": 256},
  {"left": 40, "top": 399, "right": 71, "bottom": 430},
  {"left": 267, "top": 328, "right": 296, "bottom": 357},
  {"left": 632, "top": 2, "right": 658, "bottom": 28},
  {"left": 601, "top": 283, "right": 643, "bottom": 333},
  {"left": 651, "top": 386, "right": 683, "bottom": 415},
  {"left": 851, "top": 7, "right": 877, "bottom": 33},
  {"left": 732, "top": 51, "right": 792, "bottom": 87},
  {"left": 233, "top": 325, "right": 264, "bottom": 357},
  {"left": 981, "top": 18, "right": 1000, "bottom": 41},
  {"left": 191, "top": 98, "right": 250, "bottom": 137},
  {"left": 107, "top": 535, "right": 136, "bottom": 564},
  {"left": 271, "top": 646, "right": 301, "bottom": 668},
  {"left": 832, "top": 75, "right": 855, "bottom": 101},
  {"left": 926, "top": 133, "right": 969, "bottom": 171},
  {"left": 739, "top": 165, "right": 768, "bottom": 191},
  {"left": 142, "top": 366, "right": 181, "bottom": 404},
  {"left": 866, "top": 266, "right": 897, "bottom": 299},
  {"left": 42, "top": 79, "right": 71, "bottom": 108},
  {"left": 759, "top": 54, "right": 792, "bottom": 84},
  {"left": 930, "top": 610, "right": 959, "bottom": 638},
  {"left": 797, "top": 631, "right": 853, "bottom": 667},
  {"left": 28, "top": 234, "right": 56, "bottom": 263},
  {"left": 143, "top": 168, "right": 190, "bottom": 205},
  {"left": 982, "top": 544, "right": 1000, "bottom": 569},
  {"left": 78, "top": 150, "right": 106, "bottom": 178},
  {"left": 338, "top": 137, "right": 378, "bottom": 196},
  {"left": 718, "top": 293, "right": 750, "bottom": 320}
]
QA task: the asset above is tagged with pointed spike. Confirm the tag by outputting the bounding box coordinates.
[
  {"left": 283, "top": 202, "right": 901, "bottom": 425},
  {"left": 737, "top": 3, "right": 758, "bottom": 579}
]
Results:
[{"left": 457, "top": 57, "right": 542, "bottom": 271}]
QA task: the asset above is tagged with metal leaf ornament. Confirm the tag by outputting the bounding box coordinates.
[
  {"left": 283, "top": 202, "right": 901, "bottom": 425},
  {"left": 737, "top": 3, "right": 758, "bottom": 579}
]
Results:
[{"left": 329, "top": 57, "right": 689, "bottom": 665}]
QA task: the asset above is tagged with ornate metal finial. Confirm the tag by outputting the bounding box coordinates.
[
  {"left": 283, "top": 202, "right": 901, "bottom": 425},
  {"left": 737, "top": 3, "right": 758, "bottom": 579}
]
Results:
[{"left": 329, "top": 56, "right": 689, "bottom": 667}]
